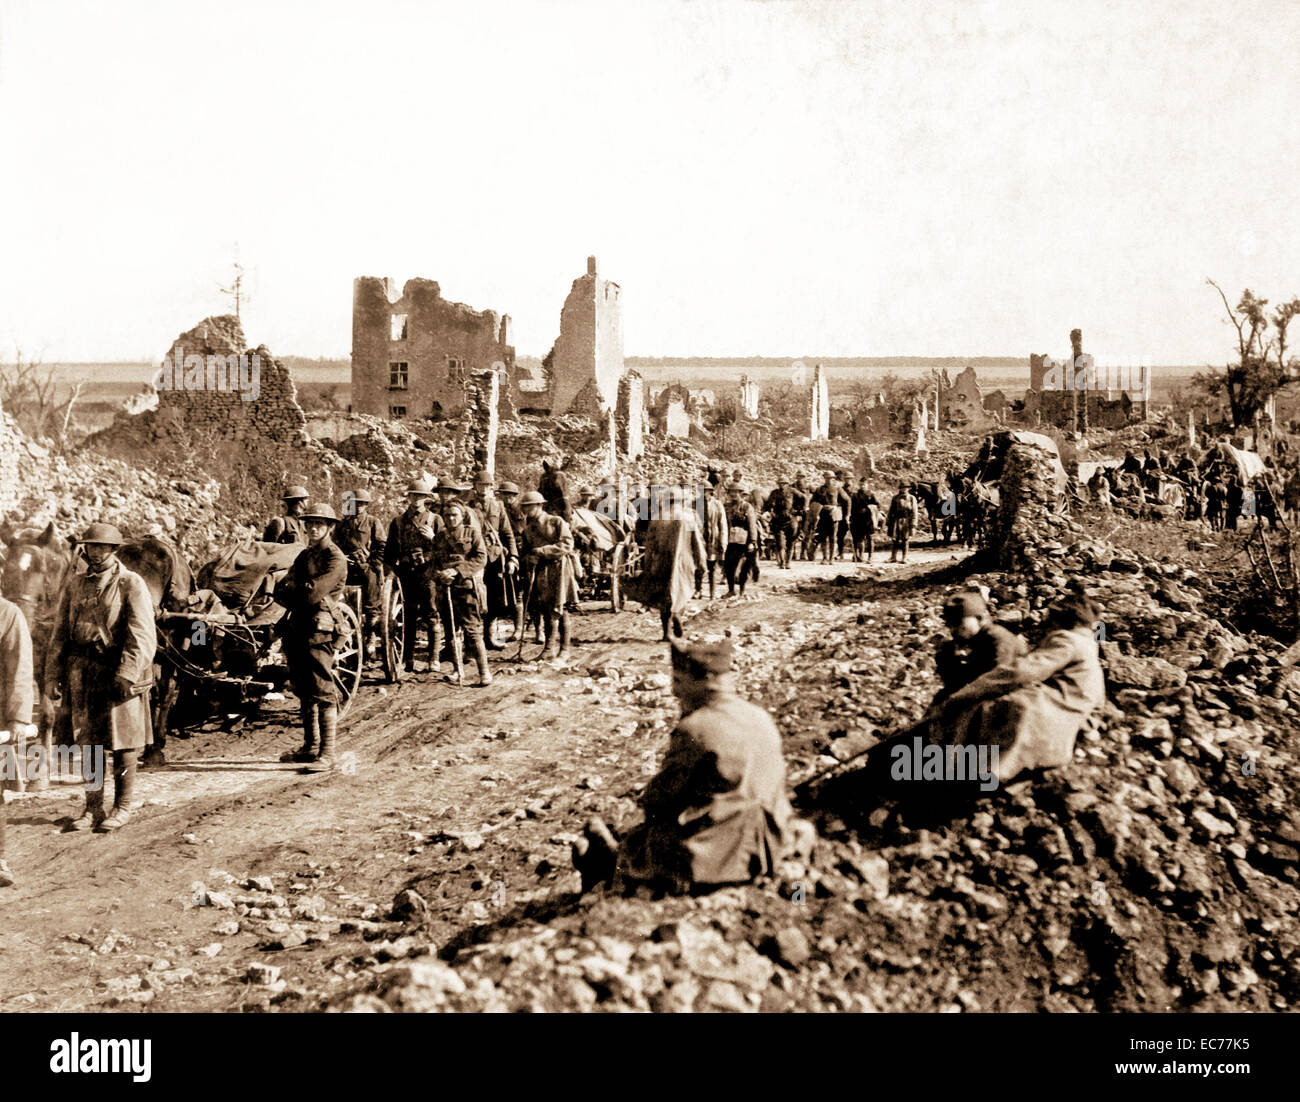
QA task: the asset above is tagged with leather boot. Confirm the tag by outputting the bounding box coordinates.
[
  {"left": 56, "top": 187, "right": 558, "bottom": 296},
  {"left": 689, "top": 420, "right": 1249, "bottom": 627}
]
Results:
[
  {"left": 483, "top": 617, "right": 504, "bottom": 650},
  {"left": 557, "top": 614, "right": 572, "bottom": 660},
  {"left": 67, "top": 780, "right": 105, "bottom": 831},
  {"left": 542, "top": 617, "right": 559, "bottom": 659},
  {"left": 473, "top": 635, "right": 493, "bottom": 686},
  {"left": 304, "top": 704, "right": 338, "bottom": 772},
  {"left": 281, "top": 704, "right": 319, "bottom": 762},
  {"left": 98, "top": 750, "right": 138, "bottom": 831}
]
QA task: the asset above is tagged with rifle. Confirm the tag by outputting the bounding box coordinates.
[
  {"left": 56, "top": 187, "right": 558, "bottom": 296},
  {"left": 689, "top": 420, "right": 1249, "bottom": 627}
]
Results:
[
  {"left": 445, "top": 585, "right": 464, "bottom": 686},
  {"left": 516, "top": 562, "right": 537, "bottom": 662}
]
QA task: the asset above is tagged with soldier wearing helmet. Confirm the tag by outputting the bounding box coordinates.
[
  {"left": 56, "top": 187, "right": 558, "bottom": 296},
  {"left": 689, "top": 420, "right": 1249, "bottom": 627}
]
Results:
[
  {"left": 384, "top": 478, "right": 446, "bottom": 673},
  {"left": 335, "top": 488, "right": 387, "bottom": 662},
  {"left": 517, "top": 490, "right": 576, "bottom": 660},
  {"left": 275, "top": 503, "right": 348, "bottom": 771},
  {"left": 44, "top": 522, "right": 156, "bottom": 832},
  {"left": 264, "top": 485, "right": 309, "bottom": 545}
]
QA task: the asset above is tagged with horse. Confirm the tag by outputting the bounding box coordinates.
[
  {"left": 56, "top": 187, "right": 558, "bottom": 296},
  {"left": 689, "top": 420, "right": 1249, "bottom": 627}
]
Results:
[
  {"left": 912, "top": 481, "right": 947, "bottom": 544},
  {"left": 1, "top": 521, "right": 75, "bottom": 788},
  {"left": 117, "top": 534, "right": 194, "bottom": 767}
]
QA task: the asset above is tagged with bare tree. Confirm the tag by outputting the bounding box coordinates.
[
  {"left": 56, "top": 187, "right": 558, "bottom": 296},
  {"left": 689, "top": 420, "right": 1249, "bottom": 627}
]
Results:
[{"left": 1198, "top": 279, "right": 1300, "bottom": 426}]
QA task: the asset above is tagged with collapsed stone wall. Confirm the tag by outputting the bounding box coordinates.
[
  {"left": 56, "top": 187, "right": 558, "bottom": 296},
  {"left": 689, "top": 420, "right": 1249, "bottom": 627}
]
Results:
[
  {"left": 459, "top": 368, "right": 500, "bottom": 480},
  {"left": 616, "top": 371, "right": 645, "bottom": 460},
  {"left": 994, "top": 441, "right": 1068, "bottom": 569},
  {"left": 156, "top": 316, "right": 307, "bottom": 446}
]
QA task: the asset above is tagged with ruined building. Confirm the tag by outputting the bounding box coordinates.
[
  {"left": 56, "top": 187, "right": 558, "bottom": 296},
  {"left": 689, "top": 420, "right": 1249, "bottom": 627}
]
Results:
[
  {"left": 1025, "top": 328, "right": 1150, "bottom": 430},
  {"left": 352, "top": 277, "right": 515, "bottom": 421},
  {"left": 523, "top": 256, "right": 625, "bottom": 417}
]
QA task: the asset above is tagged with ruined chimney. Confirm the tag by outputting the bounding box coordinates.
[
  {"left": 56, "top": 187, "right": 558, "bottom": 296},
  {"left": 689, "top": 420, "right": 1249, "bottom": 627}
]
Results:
[{"left": 587, "top": 256, "right": 598, "bottom": 277}]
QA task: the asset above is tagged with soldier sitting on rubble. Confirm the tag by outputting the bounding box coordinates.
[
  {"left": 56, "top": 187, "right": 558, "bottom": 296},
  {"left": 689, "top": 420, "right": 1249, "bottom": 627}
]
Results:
[
  {"left": 930, "top": 591, "right": 1028, "bottom": 710},
  {"left": 571, "top": 635, "right": 815, "bottom": 895}
]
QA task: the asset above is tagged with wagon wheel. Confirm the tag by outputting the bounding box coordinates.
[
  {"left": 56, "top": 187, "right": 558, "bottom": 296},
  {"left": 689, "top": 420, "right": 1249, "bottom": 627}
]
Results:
[
  {"left": 331, "top": 601, "right": 364, "bottom": 718},
  {"left": 379, "top": 574, "right": 405, "bottom": 685}
]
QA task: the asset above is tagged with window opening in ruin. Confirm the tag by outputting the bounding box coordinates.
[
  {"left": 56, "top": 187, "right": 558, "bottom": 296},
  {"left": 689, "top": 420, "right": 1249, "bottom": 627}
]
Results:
[
  {"left": 389, "top": 361, "right": 409, "bottom": 390},
  {"left": 390, "top": 405, "right": 407, "bottom": 418},
  {"left": 390, "top": 314, "right": 408, "bottom": 341},
  {"left": 447, "top": 356, "right": 463, "bottom": 379}
]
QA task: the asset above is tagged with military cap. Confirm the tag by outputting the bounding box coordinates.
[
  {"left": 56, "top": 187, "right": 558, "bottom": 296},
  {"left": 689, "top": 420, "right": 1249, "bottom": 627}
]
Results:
[
  {"left": 282, "top": 485, "right": 310, "bottom": 501},
  {"left": 519, "top": 491, "right": 547, "bottom": 507},
  {"left": 943, "top": 591, "right": 988, "bottom": 624},
  {"left": 1052, "top": 592, "right": 1102, "bottom": 624},
  {"left": 346, "top": 488, "right": 372, "bottom": 504},
  {"left": 669, "top": 635, "right": 733, "bottom": 678},
  {"left": 405, "top": 478, "right": 434, "bottom": 496},
  {"left": 300, "top": 503, "right": 339, "bottom": 523},
  {"left": 497, "top": 482, "right": 521, "bottom": 496},
  {"left": 76, "top": 522, "right": 124, "bottom": 545}
]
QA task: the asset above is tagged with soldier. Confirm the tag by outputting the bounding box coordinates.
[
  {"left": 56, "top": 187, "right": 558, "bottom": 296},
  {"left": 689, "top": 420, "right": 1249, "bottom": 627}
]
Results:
[
  {"left": 834, "top": 469, "right": 853, "bottom": 559},
  {"left": 335, "top": 488, "right": 386, "bottom": 662},
  {"left": 723, "top": 483, "right": 759, "bottom": 598},
  {"left": 789, "top": 474, "right": 810, "bottom": 560},
  {"left": 887, "top": 483, "right": 920, "bottom": 563},
  {"left": 809, "top": 474, "right": 837, "bottom": 564},
  {"left": 697, "top": 481, "right": 728, "bottom": 598},
  {"left": 384, "top": 479, "right": 444, "bottom": 673},
  {"left": 1225, "top": 475, "right": 1245, "bottom": 530},
  {"left": 1, "top": 594, "right": 36, "bottom": 886},
  {"left": 931, "top": 591, "right": 1028, "bottom": 709},
  {"left": 44, "top": 523, "right": 156, "bottom": 832},
  {"left": 518, "top": 491, "right": 576, "bottom": 660},
  {"left": 850, "top": 478, "right": 880, "bottom": 562},
  {"left": 471, "top": 473, "right": 518, "bottom": 650},
  {"left": 264, "top": 486, "right": 309, "bottom": 544},
  {"left": 765, "top": 477, "right": 797, "bottom": 569},
  {"left": 275, "top": 503, "right": 348, "bottom": 771},
  {"left": 496, "top": 481, "right": 527, "bottom": 641},
  {"left": 571, "top": 635, "right": 814, "bottom": 894},
  {"left": 434, "top": 479, "right": 482, "bottom": 535},
  {"left": 431, "top": 499, "right": 491, "bottom": 685},
  {"left": 640, "top": 487, "right": 707, "bottom": 640},
  {"left": 538, "top": 459, "right": 572, "bottom": 523}
]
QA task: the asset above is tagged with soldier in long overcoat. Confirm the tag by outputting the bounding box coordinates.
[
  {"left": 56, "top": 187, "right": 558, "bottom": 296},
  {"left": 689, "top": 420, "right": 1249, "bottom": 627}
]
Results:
[
  {"left": 45, "top": 523, "right": 156, "bottom": 832},
  {"left": 518, "top": 491, "right": 576, "bottom": 660}
]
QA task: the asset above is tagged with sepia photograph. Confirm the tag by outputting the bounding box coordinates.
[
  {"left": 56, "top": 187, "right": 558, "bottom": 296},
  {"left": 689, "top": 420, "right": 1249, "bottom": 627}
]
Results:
[{"left": 0, "top": 0, "right": 1294, "bottom": 1079}]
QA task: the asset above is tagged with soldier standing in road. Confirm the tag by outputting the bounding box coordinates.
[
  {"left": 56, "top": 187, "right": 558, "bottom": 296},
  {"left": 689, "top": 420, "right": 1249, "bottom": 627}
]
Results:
[
  {"left": 263, "top": 486, "right": 309, "bottom": 544},
  {"left": 384, "top": 479, "right": 444, "bottom": 673},
  {"left": 790, "top": 474, "right": 810, "bottom": 560},
  {"left": 1, "top": 594, "right": 36, "bottom": 886},
  {"left": 887, "top": 483, "right": 920, "bottom": 563},
  {"left": 518, "top": 491, "right": 576, "bottom": 660},
  {"left": 850, "top": 478, "right": 880, "bottom": 562},
  {"left": 275, "top": 504, "right": 348, "bottom": 771},
  {"left": 765, "top": 478, "right": 797, "bottom": 570},
  {"left": 698, "top": 481, "right": 728, "bottom": 597},
  {"left": 430, "top": 499, "right": 492, "bottom": 686},
  {"left": 44, "top": 523, "right": 156, "bottom": 832},
  {"left": 335, "top": 488, "right": 387, "bottom": 664},
  {"left": 471, "top": 473, "right": 519, "bottom": 651},
  {"left": 723, "top": 483, "right": 759, "bottom": 599},
  {"left": 834, "top": 470, "right": 853, "bottom": 559}
]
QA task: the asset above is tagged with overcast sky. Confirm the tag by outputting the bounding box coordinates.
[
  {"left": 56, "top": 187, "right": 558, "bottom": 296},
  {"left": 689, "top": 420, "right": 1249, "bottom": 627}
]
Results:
[{"left": 2, "top": 0, "right": 1297, "bottom": 364}]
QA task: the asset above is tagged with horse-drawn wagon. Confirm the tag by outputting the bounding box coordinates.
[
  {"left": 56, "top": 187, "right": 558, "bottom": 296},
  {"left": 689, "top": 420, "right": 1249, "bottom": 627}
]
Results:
[
  {"left": 569, "top": 506, "right": 643, "bottom": 611},
  {"left": 146, "top": 537, "right": 402, "bottom": 733}
]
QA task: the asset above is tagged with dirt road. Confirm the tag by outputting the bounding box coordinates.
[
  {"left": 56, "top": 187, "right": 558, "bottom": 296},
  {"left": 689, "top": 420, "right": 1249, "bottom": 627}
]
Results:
[{"left": 0, "top": 547, "right": 964, "bottom": 1011}]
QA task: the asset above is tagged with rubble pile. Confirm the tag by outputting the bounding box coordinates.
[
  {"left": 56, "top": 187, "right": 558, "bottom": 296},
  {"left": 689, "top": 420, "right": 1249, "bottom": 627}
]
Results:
[{"left": 320, "top": 513, "right": 1299, "bottom": 1012}]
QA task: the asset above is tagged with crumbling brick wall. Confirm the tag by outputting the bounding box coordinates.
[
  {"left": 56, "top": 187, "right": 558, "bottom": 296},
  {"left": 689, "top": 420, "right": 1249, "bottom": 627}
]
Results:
[
  {"left": 459, "top": 368, "right": 500, "bottom": 480},
  {"left": 537, "top": 256, "right": 624, "bottom": 417},
  {"left": 617, "top": 371, "right": 645, "bottom": 460},
  {"left": 155, "top": 316, "right": 307, "bottom": 446},
  {"left": 352, "top": 277, "right": 515, "bottom": 421}
]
